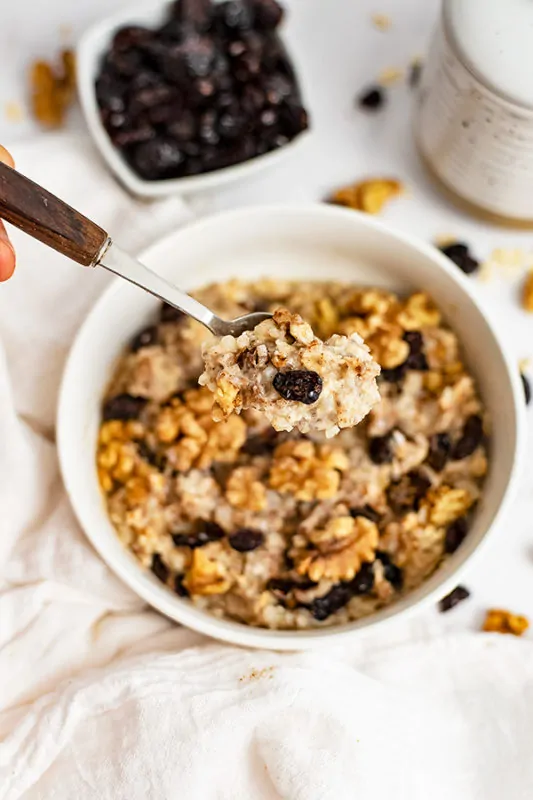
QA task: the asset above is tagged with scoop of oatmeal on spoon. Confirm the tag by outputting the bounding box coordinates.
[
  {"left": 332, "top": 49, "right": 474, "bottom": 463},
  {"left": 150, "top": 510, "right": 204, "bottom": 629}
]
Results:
[{"left": 199, "top": 307, "right": 381, "bottom": 438}]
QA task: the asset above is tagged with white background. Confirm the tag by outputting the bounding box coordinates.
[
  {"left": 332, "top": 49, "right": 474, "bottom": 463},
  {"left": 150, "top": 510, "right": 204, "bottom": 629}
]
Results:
[{"left": 1, "top": 0, "right": 532, "bottom": 634}]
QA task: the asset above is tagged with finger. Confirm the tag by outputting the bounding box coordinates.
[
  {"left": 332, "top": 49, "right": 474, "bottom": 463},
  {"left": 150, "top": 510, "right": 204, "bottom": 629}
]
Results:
[
  {"left": 0, "top": 145, "right": 14, "bottom": 168},
  {"left": 0, "top": 221, "right": 16, "bottom": 281}
]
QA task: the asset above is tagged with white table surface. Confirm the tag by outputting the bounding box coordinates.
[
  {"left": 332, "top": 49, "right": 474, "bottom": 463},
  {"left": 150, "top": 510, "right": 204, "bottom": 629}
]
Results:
[{"left": 1, "top": 0, "right": 532, "bottom": 635}]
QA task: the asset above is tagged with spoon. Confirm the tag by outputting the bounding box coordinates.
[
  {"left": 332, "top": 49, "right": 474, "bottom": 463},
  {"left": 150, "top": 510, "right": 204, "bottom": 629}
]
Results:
[{"left": 0, "top": 162, "right": 271, "bottom": 337}]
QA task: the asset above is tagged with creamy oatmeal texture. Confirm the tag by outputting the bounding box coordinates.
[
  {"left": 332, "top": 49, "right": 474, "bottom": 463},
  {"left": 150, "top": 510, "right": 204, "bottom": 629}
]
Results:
[
  {"left": 97, "top": 279, "right": 488, "bottom": 630},
  {"left": 199, "top": 307, "right": 381, "bottom": 437}
]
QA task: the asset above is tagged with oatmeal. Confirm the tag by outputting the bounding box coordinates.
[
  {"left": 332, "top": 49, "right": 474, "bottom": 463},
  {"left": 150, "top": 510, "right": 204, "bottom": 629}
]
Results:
[
  {"left": 97, "top": 280, "right": 489, "bottom": 630},
  {"left": 199, "top": 307, "right": 380, "bottom": 437}
]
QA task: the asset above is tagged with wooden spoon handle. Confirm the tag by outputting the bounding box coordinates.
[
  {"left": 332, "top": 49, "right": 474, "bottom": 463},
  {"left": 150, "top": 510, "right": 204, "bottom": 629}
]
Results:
[{"left": 0, "top": 162, "right": 109, "bottom": 266}]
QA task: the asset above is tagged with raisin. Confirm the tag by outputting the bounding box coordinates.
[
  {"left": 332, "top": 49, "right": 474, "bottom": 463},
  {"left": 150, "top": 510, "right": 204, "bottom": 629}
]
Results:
[
  {"left": 403, "top": 331, "right": 428, "bottom": 371},
  {"left": 130, "top": 324, "right": 159, "bottom": 352},
  {"left": 174, "top": 573, "right": 189, "bottom": 596},
  {"left": 440, "top": 242, "right": 479, "bottom": 275},
  {"left": 273, "top": 370, "right": 323, "bottom": 404},
  {"left": 358, "top": 86, "right": 385, "bottom": 110},
  {"left": 131, "top": 137, "right": 184, "bottom": 179},
  {"left": 380, "top": 364, "right": 406, "bottom": 383},
  {"left": 172, "top": 0, "right": 214, "bottom": 32},
  {"left": 229, "top": 528, "right": 264, "bottom": 552},
  {"left": 349, "top": 562, "right": 375, "bottom": 594},
  {"left": 368, "top": 433, "right": 394, "bottom": 464},
  {"left": 427, "top": 432, "right": 452, "bottom": 471},
  {"left": 444, "top": 517, "right": 468, "bottom": 553},
  {"left": 409, "top": 60, "right": 423, "bottom": 87},
  {"left": 438, "top": 585, "right": 470, "bottom": 613},
  {"left": 252, "top": 0, "right": 284, "bottom": 29},
  {"left": 375, "top": 551, "right": 403, "bottom": 590},
  {"left": 151, "top": 554, "right": 169, "bottom": 583},
  {"left": 452, "top": 415, "right": 484, "bottom": 459},
  {"left": 308, "top": 583, "right": 353, "bottom": 621},
  {"left": 113, "top": 26, "right": 153, "bottom": 52},
  {"left": 217, "top": 0, "right": 255, "bottom": 32},
  {"left": 350, "top": 505, "right": 381, "bottom": 523},
  {"left": 267, "top": 577, "right": 316, "bottom": 595},
  {"left": 172, "top": 520, "right": 225, "bottom": 548},
  {"left": 160, "top": 302, "right": 186, "bottom": 323},
  {"left": 387, "top": 471, "right": 430, "bottom": 513},
  {"left": 137, "top": 441, "right": 167, "bottom": 472},
  {"left": 241, "top": 430, "right": 279, "bottom": 456},
  {"left": 521, "top": 373, "right": 531, "bottom": 405},
  {"left": 102, "top": 394, "right": 147, "bottom": 421}
]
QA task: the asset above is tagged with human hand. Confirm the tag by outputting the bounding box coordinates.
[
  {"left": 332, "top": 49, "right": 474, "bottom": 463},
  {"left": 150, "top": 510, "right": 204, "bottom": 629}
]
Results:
[{"left": 0, "top": 146, "right": 15, "bottom": 281}]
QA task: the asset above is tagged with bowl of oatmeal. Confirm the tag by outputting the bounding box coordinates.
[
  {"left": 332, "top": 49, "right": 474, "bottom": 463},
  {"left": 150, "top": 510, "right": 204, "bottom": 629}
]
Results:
[{"left": 57, "top": 205, "right": 525, "bottom": 649}]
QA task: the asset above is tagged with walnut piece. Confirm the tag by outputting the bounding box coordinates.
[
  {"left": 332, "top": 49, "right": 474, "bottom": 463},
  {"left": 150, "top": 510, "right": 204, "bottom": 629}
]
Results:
[
  {"left": 155, "top": 387, "right": 246, "bottom": 471},
  {"left": 397, "top": 293, "right": 441, "bottom": 330},
  {"left": 184, "top": 547, "right": 232, "bottom": 595},
  {"left": 295, "top": 516, "right": 379, "bottom": 582},
  {"left": 226, "top": 466, "right": 267, "bottom": 512},
  {"left": 522, "top": 270, "right": 533, "bottom": 312},
  {"left": 332, "top": 178, "right": 403, "bottom": 215},
  {"left": 97, "top": 420, "right": 147, "bottom": 493},
  {"left": 30, "top": 49, "right": 76, "bottom": 128},
  {"left": 269, "top": 440, "right": 349, "bottom": 501},
  {"left": 422, "top": 485, "right": 474, "bottom": 527},
  {"left": 483, "top": 609, "right": 529, "bottom": 636}
]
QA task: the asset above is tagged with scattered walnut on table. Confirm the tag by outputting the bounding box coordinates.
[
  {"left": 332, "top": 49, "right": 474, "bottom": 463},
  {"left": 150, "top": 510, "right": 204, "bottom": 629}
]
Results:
[
  {"left": 483, "top": 609, "right": 529, "bottom": 636},
  {"left": 30, "top": 49, "right": 76, "bottom": 128},
  {"left": 331, "top": 178, "right": 403, "bottom": 215},
  {"left": 522, "top": 270, "right": 533, "bottom": 312}
]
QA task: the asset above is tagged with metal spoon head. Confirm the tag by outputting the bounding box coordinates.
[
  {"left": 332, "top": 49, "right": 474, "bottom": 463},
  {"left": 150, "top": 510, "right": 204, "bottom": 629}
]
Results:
[{"left": 212, "top": 311, "right": 273, "bottom": 337}]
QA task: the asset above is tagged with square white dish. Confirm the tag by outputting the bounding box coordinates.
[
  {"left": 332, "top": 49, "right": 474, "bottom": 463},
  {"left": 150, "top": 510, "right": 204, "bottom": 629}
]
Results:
[{"left": 76, "top": 0, "right": 311, "bottom": 197}]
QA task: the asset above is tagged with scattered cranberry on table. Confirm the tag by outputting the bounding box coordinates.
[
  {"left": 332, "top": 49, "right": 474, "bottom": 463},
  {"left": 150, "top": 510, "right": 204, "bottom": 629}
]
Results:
[{"left": 95, "top": 0, "right": 309, "bottom": 181}]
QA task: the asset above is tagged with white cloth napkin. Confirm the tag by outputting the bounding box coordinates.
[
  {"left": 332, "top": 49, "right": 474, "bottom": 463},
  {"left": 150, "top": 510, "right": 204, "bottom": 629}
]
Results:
[{"left": 2, "top": 133, "right": 533, "bottom": 800}]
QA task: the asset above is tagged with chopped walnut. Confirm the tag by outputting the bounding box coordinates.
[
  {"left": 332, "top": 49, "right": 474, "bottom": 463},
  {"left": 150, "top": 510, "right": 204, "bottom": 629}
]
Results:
[
  {"left": 155, "top": 387, "right": 246, "bottom": 471},
  {"left": 483, "top": 609, "right": 529, "bottom": 636},
  {"left": 269, "top": 440, "right": 349, "bottom": 501},
  {"left": 522, "top": 270, "right": 533, "bottom": 312},
  {"left": 184, "top": 545, "right": 232, "bottom": 595},
  {"left": 421, "top": 485, "right": 474, "bottom": 527},
  {"left": 30, "top": 49, "right": 76, "bottom": 128},
  {"left": 226, "top": 466, "right": 267, "bottom": 512},
  {"left": 397, "top": 293, "right": 441, "bottom": 330},
  {"left": 332, "top": 178, "right": 403, "bottom": 215},
  {"left": 294, "top": 516, "right": 378, "bottom": 581},
  {"left": 97, "top": 420, "right": 148, "bottom": 493}
]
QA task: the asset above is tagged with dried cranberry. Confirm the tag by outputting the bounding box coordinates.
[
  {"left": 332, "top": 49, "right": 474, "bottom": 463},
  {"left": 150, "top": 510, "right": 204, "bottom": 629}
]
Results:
[
  {"left": 151, "top": 554, "right": 169, "bottom": 583},
  {"left": 438, "top": 585, "right": 470, "bottom": 612},
  {"left": 452, "top": 415, "right": 484, "bottom": 459},
  {"left": 375, "top": 551, "right": 403, "bottom": 590},
  {"left": 132, "top": 137, "right": 185, "bottom": 179},
  {"left": 350, "top": 505, "right": 381, "bottom": 523},
  {"left": 229, "top": 528, "right": 264, "bottom": 552},
  {"left": 273, "top": 370, "right": 323, "bottom": 404},
  {"left": 358, "top": 86, "right": 385, "bottom": 110},
  {"left": 368, "top": 433, "right": 394, "bottom": 464},
  {"left": 172, "top": 521, "right": 225, "bottom": 548},
  {"left": 427, "top": 432, "right": 452, "bottom": 472},
  {"left": 130, "top": 324, "right": 159, "bottom": 351},
  {"left": 387, "top": 471, "right": 430, "bottom": 513},
  {"left": 440, "top": 242, "right": 479, "bottom": 275},
  {"left": 521, "top": 373, "right": 531, "bottom": 405},
  {"left": 444, "top": 517, "right": 469, "bottom": 553},
  {"left": 174, "top": 573, "right": 189, "bottom": 596},
  {"left": 102, "top": 394, "right": 147, "bottom": 421}
]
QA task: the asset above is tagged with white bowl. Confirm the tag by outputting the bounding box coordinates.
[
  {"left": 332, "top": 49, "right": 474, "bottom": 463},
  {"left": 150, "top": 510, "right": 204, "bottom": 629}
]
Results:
[
  {"left": 57, "top": 205, "right": 525, "bottom": 650},
  {"left": 76, "top": 1, "right": 310, "bottom": 198}
]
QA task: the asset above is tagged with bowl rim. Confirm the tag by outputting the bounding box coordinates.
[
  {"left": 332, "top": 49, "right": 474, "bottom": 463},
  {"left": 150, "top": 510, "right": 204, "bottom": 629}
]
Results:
[
  {"left": 75, "top": 0, "right": 310, "bottom": 198},
  {"left": 57, "top": 203, "right": 527, "bottom": 649}
]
